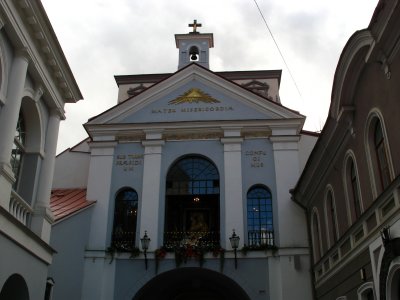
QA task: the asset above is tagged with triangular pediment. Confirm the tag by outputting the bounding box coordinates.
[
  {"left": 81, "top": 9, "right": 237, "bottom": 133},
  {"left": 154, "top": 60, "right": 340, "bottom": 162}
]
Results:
[{"left": 86, "top": 64, "right": 303, "bottom": 126}]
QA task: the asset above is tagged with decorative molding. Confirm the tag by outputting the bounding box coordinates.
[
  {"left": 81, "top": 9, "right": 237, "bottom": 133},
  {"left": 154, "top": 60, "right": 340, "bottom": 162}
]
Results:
[
  {"left": 34, "top": 86, "right": 44, "bottom": 102},
  {"left": 165, "top": 132, "right": 221, "bottom": 141},
  {"left": 0, "top": 162, "right": 16, "bottom": 184},
  {"left": 168, "top": 88, "right": 220, "bottom": 105}
]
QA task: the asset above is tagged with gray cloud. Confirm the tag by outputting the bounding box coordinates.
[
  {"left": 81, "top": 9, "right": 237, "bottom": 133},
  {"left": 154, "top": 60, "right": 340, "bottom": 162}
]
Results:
[{"left": 41, "top": 0, "right": 377, "bottom": 152}]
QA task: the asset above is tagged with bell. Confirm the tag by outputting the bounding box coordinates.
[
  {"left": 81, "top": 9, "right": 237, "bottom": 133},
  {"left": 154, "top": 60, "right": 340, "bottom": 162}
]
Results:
[{"left": 190, "top": 53, "right": 198, "bottom": 60}]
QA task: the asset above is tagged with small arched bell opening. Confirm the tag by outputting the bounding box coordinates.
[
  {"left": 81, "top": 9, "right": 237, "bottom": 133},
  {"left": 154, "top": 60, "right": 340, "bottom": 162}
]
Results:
[
  {"left": 132, "top": 267, "right": 251, "bottom": 300},
  {"left": 189, "top": 46, "right": 199, "bottom": 61}
]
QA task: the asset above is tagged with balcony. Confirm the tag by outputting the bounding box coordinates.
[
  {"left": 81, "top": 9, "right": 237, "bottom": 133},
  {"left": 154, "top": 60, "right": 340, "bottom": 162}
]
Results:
[
  {"left": 112, "top": 230, "right": 137, "bottom": 252},
  {"left": 9, "top": 190, "right": 33, "bottom": 226},
  {"left": 247, "top": 230, "right": 275, "bottom": 248},
  {"left": 111, "top": 230, "right": 275, "bottom": 252},
  {"left": 163, "top": 231, "right": 220, "bottom": 250}
]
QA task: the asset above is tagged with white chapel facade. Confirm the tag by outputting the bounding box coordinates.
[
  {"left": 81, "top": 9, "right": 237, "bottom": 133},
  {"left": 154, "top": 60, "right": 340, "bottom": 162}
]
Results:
[{"left": 49, "top": 22, "right": 317, "bottom": 300}]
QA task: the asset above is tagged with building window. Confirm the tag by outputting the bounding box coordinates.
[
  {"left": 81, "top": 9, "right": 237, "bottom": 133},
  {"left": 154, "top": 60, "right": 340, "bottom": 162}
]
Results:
[
  {"left": 349, "top": 159, "right": 362, "bottom": 219},
  {"left": 10, "top": 113, "right": 26, "bottom": 189},
  {"left": 357, "top": 282, "right": 375, "bottom": 300},
  {"left": 246, "top": 185, "right": 274, "bottom": 247},
  {"left": 325, "top": 189, "right": 338, "bottom": 247},
  {"left": 112, "top": 188, "right": 138, "bottom": 251},
  {"left": 374, "top": 120, "right": 391, "bottom": 190},
  {"left": 311, "top": 209, "right": 323, "bottom": 262},
  {"left": 164, "top": 156, "right": 220, "bottom": 249}
]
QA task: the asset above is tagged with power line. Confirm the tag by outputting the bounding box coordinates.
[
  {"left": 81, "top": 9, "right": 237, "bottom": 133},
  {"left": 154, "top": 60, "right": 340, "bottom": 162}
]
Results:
[{"left": 253, "top": 0, "right": 303, "bottom": 98}]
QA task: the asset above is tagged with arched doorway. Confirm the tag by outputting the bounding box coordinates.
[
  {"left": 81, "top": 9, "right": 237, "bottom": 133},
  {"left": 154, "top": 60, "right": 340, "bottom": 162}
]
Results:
[
  {"left": 164, "top": 155, "right": 220, "bottom": 249},
  {"left": 0, "top": 274, "right": 29, "bottom": 300},
  {"left": 132, "top": 268, "right": 250, "bottom": 300}
]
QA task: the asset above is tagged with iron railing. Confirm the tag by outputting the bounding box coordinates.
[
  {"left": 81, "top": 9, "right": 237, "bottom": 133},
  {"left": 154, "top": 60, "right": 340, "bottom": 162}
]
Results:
[
  {"left": 163, "top": 231, "right": 220, "bottom": 250},
  {"left": 112, "top": 231, "right": 137, "bottom": 251}
]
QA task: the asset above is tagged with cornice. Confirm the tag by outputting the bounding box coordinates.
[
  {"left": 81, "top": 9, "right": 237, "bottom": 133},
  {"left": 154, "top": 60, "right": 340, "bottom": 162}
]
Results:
[
  {"left": 85, "top": 118, "right": 304, "bottom": 142},
  {"left": 331, "top": 30, "right": 373, "bottom": 120},
  {"left": 2, "top": 0, "right": 82, "bottom": 105}
]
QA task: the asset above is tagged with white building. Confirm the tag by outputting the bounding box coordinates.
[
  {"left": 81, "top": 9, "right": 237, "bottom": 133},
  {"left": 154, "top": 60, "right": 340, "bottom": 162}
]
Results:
[
  {"left": 0, "top": 1, "right": 82, "bottom": 299},
  {"left": 49, "top": 22, "right": 317, "bottom": 300}
]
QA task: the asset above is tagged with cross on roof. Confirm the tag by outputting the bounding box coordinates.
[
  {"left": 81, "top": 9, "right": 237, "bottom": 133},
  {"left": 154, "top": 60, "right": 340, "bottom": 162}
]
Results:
[{"left": 189, "top": 20, "right": 202, "bottom": 33}]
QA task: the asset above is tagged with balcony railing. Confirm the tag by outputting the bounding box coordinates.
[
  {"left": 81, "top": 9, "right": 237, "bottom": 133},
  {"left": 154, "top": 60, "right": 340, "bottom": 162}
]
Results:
[
  {"left": 163, "top": 231, "right": 220, "bottom": 250},
  {"left": 112, "top": 231, "right": 137, "bottom": 252},
  {"left": 9, "top": 190, "right": 33, "bottom": 226},
  {"left": 111, "top": 230, "right": 275, "bottom": 252},
  {"left": 248, "top": 230, "right": 274, "bottom": 247}
]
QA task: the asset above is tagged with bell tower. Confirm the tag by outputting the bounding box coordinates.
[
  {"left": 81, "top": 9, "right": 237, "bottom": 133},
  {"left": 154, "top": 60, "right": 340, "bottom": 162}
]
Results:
[{"left": 175, "top": 20, "right": 214, "bottom": 69}]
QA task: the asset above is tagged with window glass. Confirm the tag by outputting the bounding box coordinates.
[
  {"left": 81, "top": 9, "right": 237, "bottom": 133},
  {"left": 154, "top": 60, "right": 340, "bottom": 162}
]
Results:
[
  {"left": 247, "top": 185, "right": 274, "bottom": 247},
  {"left": 10, "top": 113, "right": 25, "bottom": 189},
  {"left": 112, "top": 188, "right": 138, "bottom": 251},
  {"left": 374, "top": 121, "right": 390, "bottom": 189}
]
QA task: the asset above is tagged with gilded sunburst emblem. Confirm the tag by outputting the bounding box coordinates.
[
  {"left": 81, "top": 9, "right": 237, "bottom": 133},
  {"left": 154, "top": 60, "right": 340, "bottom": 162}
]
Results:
[{"left": 168, "top": 88, "right": 220, "bottom": 105}]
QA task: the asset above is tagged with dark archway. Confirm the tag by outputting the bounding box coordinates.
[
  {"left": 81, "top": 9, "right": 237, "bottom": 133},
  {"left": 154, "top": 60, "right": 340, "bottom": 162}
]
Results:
[
  {"left": 132, "top": 268, "right": 251, "bottom": 300},
  {"left": 0, "top": 274, "right": 29, "bottom": 300}
]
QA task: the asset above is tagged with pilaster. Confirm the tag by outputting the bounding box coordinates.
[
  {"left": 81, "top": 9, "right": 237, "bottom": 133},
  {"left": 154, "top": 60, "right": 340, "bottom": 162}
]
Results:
[
  {"left": 270, "top": 134, "right": 308, "bottom": 247},
  {"left": 139, "top": 136, "right": 164, "bottom": 250},
  {"left": 30, "top": 109, "right": 61, "bottom": 242},
  {"left": 86, "top": 141, "right": 117, "bottom": 250},
  {"left": 221, "top": 135, "right": 244, "bottom": 249}
]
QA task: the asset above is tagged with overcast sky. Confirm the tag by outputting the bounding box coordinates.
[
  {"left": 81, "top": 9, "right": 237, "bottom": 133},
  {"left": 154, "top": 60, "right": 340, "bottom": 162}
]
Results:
[{"left": 40, "top": 0, "right": 378, "bottom": 153}]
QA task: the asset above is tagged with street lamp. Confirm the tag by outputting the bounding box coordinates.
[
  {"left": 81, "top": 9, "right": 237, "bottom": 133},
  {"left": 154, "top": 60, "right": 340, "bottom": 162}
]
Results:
[
  {"left": 140, "top": 231, "right": 151, "bottom": 270},
  {"left": 229, "top": 229, "right": 240, "bottom": 269}
]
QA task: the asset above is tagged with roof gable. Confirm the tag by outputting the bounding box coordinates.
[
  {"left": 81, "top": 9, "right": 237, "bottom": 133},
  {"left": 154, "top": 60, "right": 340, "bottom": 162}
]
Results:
[{"left": 87, "top": 64, "right": 302, "bottom": 126}]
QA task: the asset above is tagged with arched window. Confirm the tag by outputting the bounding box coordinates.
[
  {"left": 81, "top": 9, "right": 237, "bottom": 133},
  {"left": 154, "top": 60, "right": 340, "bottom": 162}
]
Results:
[
  {"left": 374, "top": 120, "right": 391, "bottom": 190},
  {"left": 164, "top": 156, "right": 220, "bottom": 249},
  {"left": 357, "top": 282, "right": 375, "bottom": 300},
  {"left": 366, "top": 114, "right": 393, "bottom": 197},
  {"left": 311, "top": 209, "right": 323, "bottom": 262},
  {"left": 112, "top": 188, "right": 138, "bottom": 251},
  {"left": 247, "top": 185, "right": 274, "bottom": 247},
  {"left": 350, "top": 159, "right": 362, "bottom": 219},
  {"left": 11, "top": 112, "right": 26, "bottom": 189},
  {"left": 325, "top": 189, "right": 338, "bottom": 247},
  {"left": 344, "top": 155, "right": 363, "bottom": 223}
]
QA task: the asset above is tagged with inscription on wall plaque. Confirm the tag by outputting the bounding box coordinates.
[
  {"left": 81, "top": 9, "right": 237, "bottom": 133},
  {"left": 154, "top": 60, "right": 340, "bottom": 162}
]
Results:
[
  {"left": 115, "top": 154, "right": 144, "bottom": 172},
  {"left": 245, "top": 150, "right": 266, "bottom": 168}
]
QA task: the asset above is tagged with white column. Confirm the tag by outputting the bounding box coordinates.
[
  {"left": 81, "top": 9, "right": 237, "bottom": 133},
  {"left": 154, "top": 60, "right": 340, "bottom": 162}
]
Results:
[
  {"left": 30, "top": 109, "right": 61, "bottom": 242},
  {"left": 221, "top": 137, "right": 244, "bottom": 249},
  {"left": 86, "top": 141, "right": 117, "bottom": 249},
  {"left": 139, "top": 139, "right": 164, "bottom": 250},
  {"left": 0, "top": 49, "right": 29, "bottom": 208}
]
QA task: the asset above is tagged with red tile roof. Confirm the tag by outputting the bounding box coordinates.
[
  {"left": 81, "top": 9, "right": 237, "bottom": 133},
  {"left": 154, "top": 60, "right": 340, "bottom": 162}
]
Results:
[{"left": 50, "top": 188, "right": 95, "bottom": 222}]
